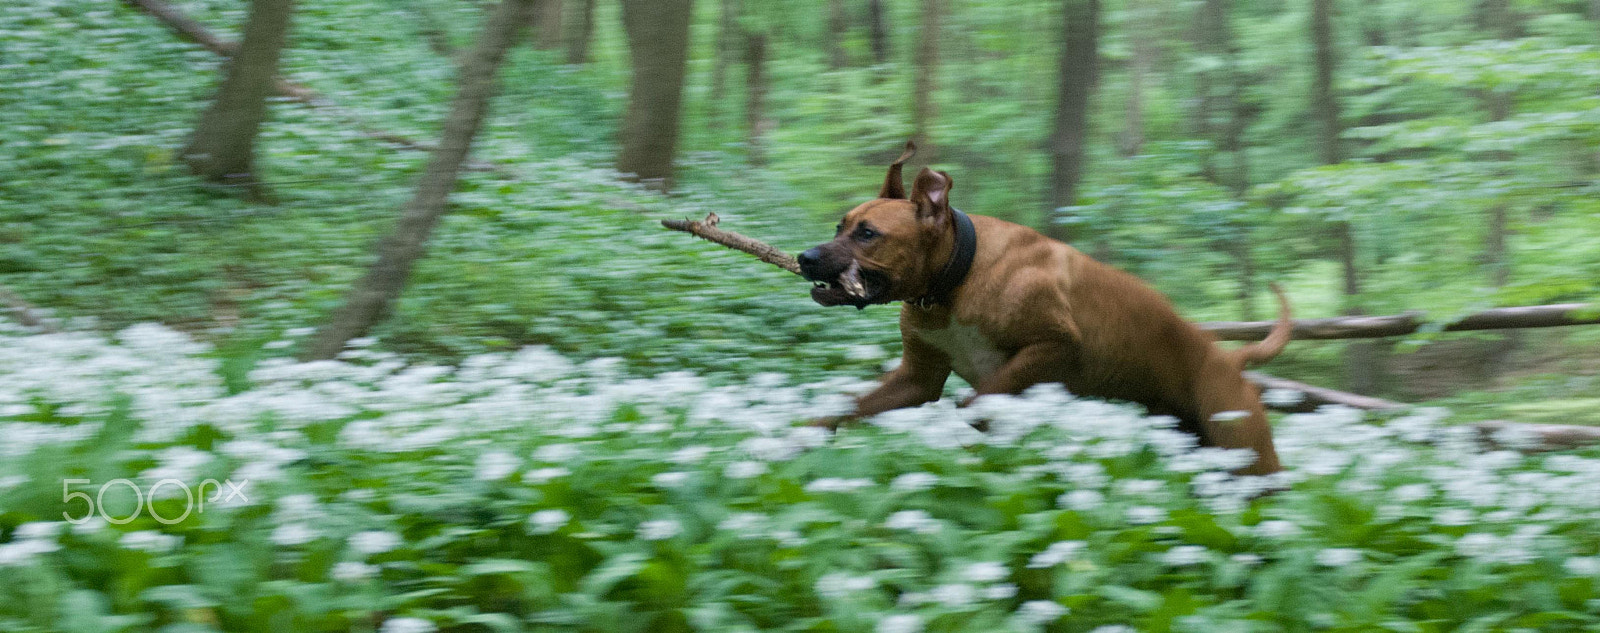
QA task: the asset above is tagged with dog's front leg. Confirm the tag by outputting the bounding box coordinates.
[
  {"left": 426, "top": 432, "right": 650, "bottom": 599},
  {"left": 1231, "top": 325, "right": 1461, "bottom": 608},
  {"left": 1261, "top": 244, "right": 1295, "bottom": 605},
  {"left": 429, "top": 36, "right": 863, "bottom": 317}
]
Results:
[
  {"left": 961, "top": 342, "right": 1074, "bottom": 406},
  {"left": 810, "top": 339, "right": 951, "bottom": 430}
]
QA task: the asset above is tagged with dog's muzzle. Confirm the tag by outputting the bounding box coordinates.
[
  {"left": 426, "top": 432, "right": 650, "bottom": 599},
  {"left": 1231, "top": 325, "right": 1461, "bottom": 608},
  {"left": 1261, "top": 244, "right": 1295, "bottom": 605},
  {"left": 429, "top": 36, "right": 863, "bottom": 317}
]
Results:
[{"left": 798, "top": 247, "right": 884, "bottom": 309}]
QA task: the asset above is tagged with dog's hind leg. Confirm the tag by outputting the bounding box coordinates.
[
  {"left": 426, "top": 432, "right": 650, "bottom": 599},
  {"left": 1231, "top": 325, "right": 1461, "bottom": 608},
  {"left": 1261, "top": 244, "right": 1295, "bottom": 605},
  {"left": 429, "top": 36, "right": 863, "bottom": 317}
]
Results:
[{"left": 1191, "top": 357, "right": 1283, "bottom": 475}]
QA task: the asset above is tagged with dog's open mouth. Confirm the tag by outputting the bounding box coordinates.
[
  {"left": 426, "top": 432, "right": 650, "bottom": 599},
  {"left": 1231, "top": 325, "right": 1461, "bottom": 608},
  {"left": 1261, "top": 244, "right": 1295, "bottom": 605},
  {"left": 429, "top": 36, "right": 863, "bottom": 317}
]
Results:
[{"left": 809, "top": 261, "right": 886, "bottom": 309}]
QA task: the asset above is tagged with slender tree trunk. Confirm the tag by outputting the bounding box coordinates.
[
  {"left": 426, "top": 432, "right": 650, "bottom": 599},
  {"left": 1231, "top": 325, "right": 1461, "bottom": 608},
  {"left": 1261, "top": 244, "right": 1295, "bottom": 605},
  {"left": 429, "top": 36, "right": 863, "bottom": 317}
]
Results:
[
  {"left": 827, "top": 0, "right": 849, "bottom": 69},
  {"left": 180, "top": 0, "right": 294, "bottom": 189},
  {"left": 1311, "top": 0, "right": 1375, "bottom": 393},
  {"left": 1044, "top": 0, "right": 1099, "bottom": 242},
  {"left": 868, "top": 0, "right": 890, "bottom": 66},
  {"left": 912, "top": 0, "right": 942, "bottom": 161},
  {"left": 1311, "top": 0, "right": 1340, "bottom": 167},
  {"left": 529, "top": 0, "right": 563, "bottom": 50},
  {"left": 745, "top": 31, "right": 768, "bottom": 166},
  {"left": 1480, "top": 0, "right": 1520, "bottom": 371},
  {"left": 710, "top": 0, "right": 738, "bottom": 121},
  {"left": 302, "top": 0, "right": 533, "bottom": 361},
  {"left": 616, "top": 0, "right": 695, "bottom": 186},
  {"left": 407, "top": 0, "right": 455, "bottom": 61},
  {"left": 1117, "top": 0, "right": 1149, "bottom": 157},
  {"left": 1193, "top": 0, "right": 1221, "bottom": 180},
  {"left": 565, "top": 0, "right": 595, "bottom": 64}
]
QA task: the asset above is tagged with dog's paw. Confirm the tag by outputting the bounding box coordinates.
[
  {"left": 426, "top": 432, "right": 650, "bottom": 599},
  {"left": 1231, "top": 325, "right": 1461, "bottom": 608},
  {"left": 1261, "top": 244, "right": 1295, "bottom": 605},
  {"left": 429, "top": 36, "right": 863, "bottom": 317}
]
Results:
[{"left": 801, "top": 416, "right": 845, "bottom": 432}]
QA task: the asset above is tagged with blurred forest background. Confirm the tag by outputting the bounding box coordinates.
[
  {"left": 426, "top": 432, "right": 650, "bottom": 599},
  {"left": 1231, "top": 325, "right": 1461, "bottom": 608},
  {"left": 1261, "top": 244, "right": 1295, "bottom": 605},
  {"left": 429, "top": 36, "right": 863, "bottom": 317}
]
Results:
[{"left": 4, "top": 0, "right": 1600, "bottom": 422}]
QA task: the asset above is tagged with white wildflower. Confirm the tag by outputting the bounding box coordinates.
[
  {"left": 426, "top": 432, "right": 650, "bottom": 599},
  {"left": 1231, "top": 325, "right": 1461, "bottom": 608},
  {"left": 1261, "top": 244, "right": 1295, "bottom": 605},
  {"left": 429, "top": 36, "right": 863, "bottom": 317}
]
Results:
[
  {"left": 1029, "top": 541, "right": 1086, "bottom": 568},
  {"left": 1436, "top": 508, "right": 1476, "bottom": 526},
  {"left": 1254, "top": 520, "right": 1301, "bottom": 538},
  {"left": 652, "top": 471, "right": 691, "bottom": 488},
  {"left": 379, "top": 617, "right": 436, "bottom": 633},
  {"left": 1162, "top": 545, "right": 1209, "bottom": 567},
  {"left": 14, "top": 522, "right": 64, "bottom": 541},
  {"left": 1014, "top": 600, "right": 1068, "bottom": 626},
  {"left": 1315, "top": 548, "right": 1363, "bottom": 567},
  {"left": 670, "top": 445, "right": 713, "bottom": 465},
  {"left": 717, "top": 512, "right": 766, "bottom": 534},
  {"left": 930, "top": 583, "right": 976, "bottom": 608},
  {"left": 891, "top": 472, "right": 939, "bottom": 492},
  {"left": 0, "top": 540, "right": 54, "bottom": 567},
  {"left": 533, "top": 443, "right": 580, "bottom": 463},
  {"left": 270, "top": 523, "right": 319, "bottom": 547},
  {"left": 1456, "top": 533, "right": 1499, "bottom": 560},
  {"left": 724, "top": 460, "right": 768, "bottom": 479},
  {"left": 331, "top": 561, "right": 378, "bottom": 582},
  {"left": 528, "top": 509, "right": 570, "bottom": 535},
  {"left": 806, "top": 477, "right": 873, "bottom": 493},
  {"left": 1126, "top": 506, "right": 1167, "bottom": 524},
  {"left": 638, "top": 519, "right": 682, "bottom": 541},
  {"left": 526, "top": 467, "right": 570, "bottom": 484},
  {"left": 1058, "top": 489, "right": 1104, "bottom": 511},
  {"left": 1564, "top": 556, "right": 1600, "bottom": 576},
  {"left": 985, "top": 583, "right": 1018, "bottom": 600},
  {"left": 475, "top": 451, "right": 519, "bottom": 481},
  {"left": 885, "top": 510, "right": 941, "bottom": 534},
  {"left": 815, "top": 572, "right": 876, "bottom": 600},
  {"left": 961, "top": 561, "right": 1008, "bottom": 583},
  {"left": 876, "top": 613, "right": 924, "bottom": 633},
  {"left": 348, "top": 530, "right": 402, "bottom": 556},
  {"left": 120, "top": 530, "right": 181, "bottom": 554}
]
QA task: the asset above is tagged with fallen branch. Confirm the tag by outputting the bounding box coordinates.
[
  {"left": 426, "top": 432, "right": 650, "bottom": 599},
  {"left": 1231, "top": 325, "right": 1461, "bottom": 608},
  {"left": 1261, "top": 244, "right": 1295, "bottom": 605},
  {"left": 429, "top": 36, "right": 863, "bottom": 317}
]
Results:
[
  {"left": 122, "top": 0, "right": 504, "bottom": 174},
  {"left": 1203, "top": 303, "right": 1598, "bottom": 342},
  {"left": 660, "top": 213, "right": 801, "bottom": 275},
  {"left": 1246, "top": 371, "right": 1407, "bottom": 413}
]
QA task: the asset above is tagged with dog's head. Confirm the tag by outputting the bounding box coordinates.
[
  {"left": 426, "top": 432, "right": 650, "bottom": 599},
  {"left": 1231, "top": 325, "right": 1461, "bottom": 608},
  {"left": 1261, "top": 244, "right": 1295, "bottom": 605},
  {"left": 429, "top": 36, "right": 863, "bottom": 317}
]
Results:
[{"left": 798, "top": 142, "right": 957, "bottom": 309}]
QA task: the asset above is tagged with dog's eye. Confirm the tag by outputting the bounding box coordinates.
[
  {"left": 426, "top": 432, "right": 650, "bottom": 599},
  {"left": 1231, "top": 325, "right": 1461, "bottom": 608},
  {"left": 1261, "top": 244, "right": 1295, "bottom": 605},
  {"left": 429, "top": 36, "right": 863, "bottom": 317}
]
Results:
[
  {"left": 853, "top": 226, "right": 879, "bottom": 242},
  {"left": 835, "top": 223, "right": 844, "bottom": 236}
]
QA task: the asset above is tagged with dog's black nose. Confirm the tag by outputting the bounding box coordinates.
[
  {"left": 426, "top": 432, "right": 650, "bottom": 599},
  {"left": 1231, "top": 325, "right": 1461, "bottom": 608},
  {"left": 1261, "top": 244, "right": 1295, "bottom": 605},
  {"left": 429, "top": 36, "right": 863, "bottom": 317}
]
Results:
[{"left": 797, "top": 248, "right": 822, "bottom": 275}]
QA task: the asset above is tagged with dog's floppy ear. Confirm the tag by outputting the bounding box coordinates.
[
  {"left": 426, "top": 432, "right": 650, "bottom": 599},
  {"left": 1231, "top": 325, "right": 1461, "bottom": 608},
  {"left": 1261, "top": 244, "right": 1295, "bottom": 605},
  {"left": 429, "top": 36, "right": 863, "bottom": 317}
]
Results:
[
  {"left": 910, "top": 167, "right": 952, "bottom": 222},
  {"left": 878, "top": 141, "right": 918, "bottom": 199}
]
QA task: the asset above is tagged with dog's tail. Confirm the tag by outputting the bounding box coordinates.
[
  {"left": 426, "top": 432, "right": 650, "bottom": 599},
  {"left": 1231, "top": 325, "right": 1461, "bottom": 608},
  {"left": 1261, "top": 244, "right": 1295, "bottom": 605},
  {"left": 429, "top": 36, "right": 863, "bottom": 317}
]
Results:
[{"left": 1233, "top": 283, "right": 1292, "bottom": 368}]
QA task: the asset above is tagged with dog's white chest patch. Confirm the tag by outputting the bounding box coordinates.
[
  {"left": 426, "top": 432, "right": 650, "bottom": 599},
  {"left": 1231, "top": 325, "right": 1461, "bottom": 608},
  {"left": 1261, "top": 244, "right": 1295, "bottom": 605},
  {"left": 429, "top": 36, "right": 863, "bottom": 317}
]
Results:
[{"left": 913, "top": 322, "right": 1008, "bottom": 385}]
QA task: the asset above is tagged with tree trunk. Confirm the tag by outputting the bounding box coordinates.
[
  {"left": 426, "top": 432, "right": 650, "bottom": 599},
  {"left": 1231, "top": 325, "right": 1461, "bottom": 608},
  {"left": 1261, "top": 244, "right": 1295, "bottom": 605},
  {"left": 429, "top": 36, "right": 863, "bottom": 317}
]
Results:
[
  {"left": 710, "top": 0, "right": 737, "bottom": 121},
  {"left": 302, "top": 0, "right": 533, "bottom": 361},
  {"left": 1044, "top": 0, "right": 1099, "bottom": 242},
  {"left": 616, "top": 0, "right": 695, "bottom": 187},
  {"left": 1480, "top": 0, "right": 1520, "bottom": 371},
  {"left": 180, "top": 0, "right": 294, "bottom": 189},
  {"left": 1311, "top": 0, "right": 1376, "bottom": 392},
  {"left": 745, "top": 31, "right": 768, "bottom": 166},
  {"left": 1311, "top": 0, "right": 1340, "bottom": 166},
  {"left": 868, "top": 0, "right": 890, "bottom": 67},
  {"left": 565, "top": 0, "right": 595, "bottom": 64},
  {"left": 827, "top": 0, "right": 849, "bottom": 69},
  {"left": 530, "top": 0, "right": 563, "bottom": 50},
  {"left": 1192, "top": 0, "right": 1221, "bottom": 179},
  {"left": 1116, "top": 0, "right": 1149, "bottom": 157},
  {"left": 912, "top": 0, "right": 942, "bottom": 160}
]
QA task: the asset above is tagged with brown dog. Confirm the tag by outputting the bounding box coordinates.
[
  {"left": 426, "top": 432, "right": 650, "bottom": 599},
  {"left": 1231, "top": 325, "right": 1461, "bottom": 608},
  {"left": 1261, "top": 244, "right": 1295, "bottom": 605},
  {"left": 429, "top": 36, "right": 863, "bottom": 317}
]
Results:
[{"left": 798, "top": 143, "right": 1293, "bottom": 475}]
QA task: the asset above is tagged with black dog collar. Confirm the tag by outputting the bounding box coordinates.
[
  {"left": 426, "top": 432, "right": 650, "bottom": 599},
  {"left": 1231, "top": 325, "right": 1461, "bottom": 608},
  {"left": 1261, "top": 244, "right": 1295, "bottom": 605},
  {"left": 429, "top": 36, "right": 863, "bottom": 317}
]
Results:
[{"left": 911, "top": 209, "right": 977, "bottom": 308}]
